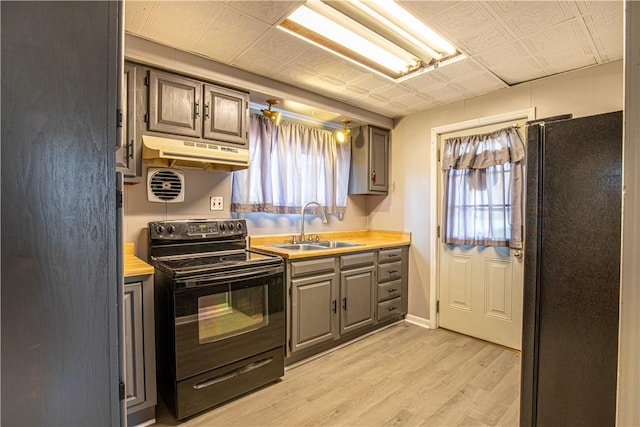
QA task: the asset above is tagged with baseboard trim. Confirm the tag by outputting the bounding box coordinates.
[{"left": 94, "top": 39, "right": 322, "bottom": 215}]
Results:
[{"left": 404, "top": 315, "right": 432, "bottom": 329}]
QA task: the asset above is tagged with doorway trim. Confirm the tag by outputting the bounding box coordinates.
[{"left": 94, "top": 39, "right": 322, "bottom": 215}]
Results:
[{"left": 429, "top": 108, "right": 536, "bottom": 329}]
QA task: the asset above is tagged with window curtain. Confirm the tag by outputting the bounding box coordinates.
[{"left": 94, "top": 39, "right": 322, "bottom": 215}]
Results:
[
  {"left": 441, "top": 126, "right": 525, "bottom": 249},
  {"left": 231, "top": 113, "right": 351, "bottom": 214}
]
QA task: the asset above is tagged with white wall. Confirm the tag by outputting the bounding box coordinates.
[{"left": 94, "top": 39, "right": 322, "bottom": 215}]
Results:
[
  {"left": 123, "top": 169, "right": 369, "bottom": 261},
  {"left": 371, "top": 60, "right": 624, "bottom": 322}
]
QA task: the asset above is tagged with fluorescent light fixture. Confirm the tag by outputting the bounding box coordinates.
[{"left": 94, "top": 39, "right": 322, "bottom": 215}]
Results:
[{"left": 278, "top": 0, "right": 463, "bottom": 81}]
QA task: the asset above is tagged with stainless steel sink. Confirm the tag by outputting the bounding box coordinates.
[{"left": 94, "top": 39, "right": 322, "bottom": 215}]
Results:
[
  {"left": 270, "top": 243, "right": 328, "bottom": 251},
  {"left": 269, "top": 241, "right": 363, "bottom": 251},
  {"left": 315, "top": 241, "right": 363, "bottom": 248}
]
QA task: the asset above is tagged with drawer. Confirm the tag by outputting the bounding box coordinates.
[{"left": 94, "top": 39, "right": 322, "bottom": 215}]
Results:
[
  {"left": 378, "top": 248, "right": 402, "bottom": 263},
  {"left": 340, "top": 252, "right": 374, "bottom": 270},
  {"left": 377, "top": 261, "right": 402, "bottom": 283},
  {"left": 377, "top": 279, "right": 401, "bottom": 302},
  {"left": 377, "top": 297, "right": 402, "bottom": 321},
  {"left": 290, "top": 257, "right": 335, "bottom": 278}
]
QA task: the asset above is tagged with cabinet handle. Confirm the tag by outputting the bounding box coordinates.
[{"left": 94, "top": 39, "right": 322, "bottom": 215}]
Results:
[
  {"left": 388, "top": 270, "right": 398, "bottom": 274},
  {"left": 371, "top": 171, "right": 377, "bottom": 183},
  {"left": 195, "top": 100, "right": 200, "bottom": 118},
  {"left": 388, "top": 306, "right": 397, "bottom": 312},
  {"left": 388, "top": 288, "right": 397, "bottom": 293},
  {"left": 332, "top": 300, "right": 337, "bottom": 313},
  {"left": 387, "top": 254, "right": 399, "bottom": 258},
  {"left": 204, "top": 102, "right": 210, "bottom": 119},
  {"left": 342, "top": 297, "right": 347, "bottom": 311},
  {"left": 127, "top": 140, "right": 134, "bottom": 160}
]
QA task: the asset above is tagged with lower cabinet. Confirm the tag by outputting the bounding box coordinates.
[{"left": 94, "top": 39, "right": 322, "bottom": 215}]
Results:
[
  {"left": 287, "top": 248, "right": 405, "bottom": 363},
  {"left": 340, "top": 252, "right": 375, "bottom": 335},
  {"left": 124, "top": 275, "right": 156, "bottom": 426}
]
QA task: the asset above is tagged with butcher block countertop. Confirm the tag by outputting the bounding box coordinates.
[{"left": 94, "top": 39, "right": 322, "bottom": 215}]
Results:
[
  {"left": 124, "top": 242, "right": 154, "bottom": 277},
  {"left": 249, "top": 229, "right": 411, "bottom": 260}
]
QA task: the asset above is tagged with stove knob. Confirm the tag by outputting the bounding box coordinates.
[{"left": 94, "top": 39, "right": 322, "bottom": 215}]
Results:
[
  {"left": 219, "top": 223, "right": 226, "bottom": 231},
  {"left": 167, "top": 225, "right": 175, "bottom": 234},
  {"left": 236, "top": 222, "right": 243, "bottom": 230},
  {"left": 156, "top": 225, "right": 165, "bottom": 234},
  {"left": 228, "top": 223, "right": 235, "bottom": 231}
]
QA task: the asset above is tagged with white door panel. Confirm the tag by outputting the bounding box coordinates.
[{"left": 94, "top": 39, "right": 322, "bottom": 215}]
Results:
[{"left": 438, "top": 119, "right": 526, "bottom": 350}]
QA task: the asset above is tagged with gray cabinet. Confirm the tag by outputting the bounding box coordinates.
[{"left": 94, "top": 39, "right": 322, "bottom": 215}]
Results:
[
  {"left": 339, "top": 252, "right": 375, "bottom": 335},
  {"left": 289, "top": 258, "right": 338, "bottom": 354},
  {"left": 146, "top": 68, "right": 249, "bottom": 147},
  {"left": 376, "top": 248, "right": 408, "bottom": 321},
  {"left": 349, "top": 125, "right": 390, "bottom": 194},
  {"left": 203, "top": 84, "right": 249, "bottom": 145},
  {"left": 124, "top": 275, "right": 156, "bottom": 426},
  {"left": 148, "top": 69, "right": 202, "bottom": 138},
  {"left": 116, "top": 63, "right": 139, "bottom": 178}
]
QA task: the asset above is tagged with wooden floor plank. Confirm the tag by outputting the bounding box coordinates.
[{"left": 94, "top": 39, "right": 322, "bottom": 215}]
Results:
[{"left": 154, "top": 322, "right": 520, "bottom": 427}]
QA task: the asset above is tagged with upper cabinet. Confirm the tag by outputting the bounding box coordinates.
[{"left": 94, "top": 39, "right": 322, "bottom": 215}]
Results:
[
  {"left": 202, "top": 84, "right": 249, "bottom": 145},
  {"left": 147, "top": 68, "right": 249, "bottom": 146},
  {"left": 349, "top": 125, "right": 390, "bottom": 194},
  {"left": 117, "top": 63, "right": 140, "bottom": 179},
  {"left": 148, "top": 70, "right": 202, "bottom": 138}
]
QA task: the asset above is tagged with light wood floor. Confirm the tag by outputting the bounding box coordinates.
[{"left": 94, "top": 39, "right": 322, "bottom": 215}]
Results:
[{"left": 154, "top": 322, "right": 521, "bottom": 427}]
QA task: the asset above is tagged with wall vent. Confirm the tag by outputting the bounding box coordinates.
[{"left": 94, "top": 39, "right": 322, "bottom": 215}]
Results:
[{"left": 147, "top": 168, "right": 185, "bottom": 203}]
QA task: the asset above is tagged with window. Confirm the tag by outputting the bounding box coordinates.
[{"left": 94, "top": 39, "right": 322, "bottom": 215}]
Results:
[
  {"left": 441, "top": 126, "right": 525, "bottom": 249},
  {"left": 231, "top": 114, "right": 351, "bottom": 215}
]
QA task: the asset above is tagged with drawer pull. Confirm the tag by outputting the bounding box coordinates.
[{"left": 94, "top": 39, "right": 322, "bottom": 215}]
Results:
[
  {"left": 387, "top": 254, "right": 399, "bottom": 258},
  {"left": 387, "top": 306, "right": 397, "bottom": 311},
  {"left": 388, "top": 270, "right": 398, "bottom": 274},
  {"left": 388, "top": 288, "right": 397, "bottom": 293}
]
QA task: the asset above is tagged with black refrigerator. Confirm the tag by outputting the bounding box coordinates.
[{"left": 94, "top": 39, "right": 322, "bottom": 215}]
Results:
[{"left": 520, "top": 111, "right": 622, "bottom": 426}]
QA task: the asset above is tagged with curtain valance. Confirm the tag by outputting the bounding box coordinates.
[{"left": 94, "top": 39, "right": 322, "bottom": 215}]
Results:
[{"left": 441, "top": 127, "right": 525, "bottom": 171}]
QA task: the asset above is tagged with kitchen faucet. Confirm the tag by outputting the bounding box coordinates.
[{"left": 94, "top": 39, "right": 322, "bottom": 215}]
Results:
[{"left": 299, "top": 201, "right": 328, "bottom": 242}]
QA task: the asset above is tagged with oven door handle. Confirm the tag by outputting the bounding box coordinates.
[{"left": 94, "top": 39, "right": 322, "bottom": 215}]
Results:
[
  {"left": 178, "top": 265, "right": 284, "bottom": 288},
  {"left": 192, "top": 357, "right": 274, "bottom": 390}
]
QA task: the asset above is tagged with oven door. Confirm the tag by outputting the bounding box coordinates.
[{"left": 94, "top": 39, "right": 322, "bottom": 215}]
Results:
[{"left": 173, "top": 264, "right": 285, "bottom": 380}]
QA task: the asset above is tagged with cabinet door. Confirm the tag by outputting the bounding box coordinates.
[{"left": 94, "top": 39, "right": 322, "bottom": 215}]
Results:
[
  {"left": 124, "top": 282, "right": 145, "bottom": 408},
  {"left": 368, "top": 126, "right": 389, "bottom": 192},
  {"left": 116, "top": 63, "right": 137, "bottom": 177},
  {"left": 340, "top": 266, "right": 375, "bottom": 334},
  {"left": 148, "top": 70, "right": 202, "bottom": 138},
  {"left": 203, "top": 84, "right": 249, "bottom": 146},
  {"left": 291, "top": 272, "right": 339, "bottom": 353}
]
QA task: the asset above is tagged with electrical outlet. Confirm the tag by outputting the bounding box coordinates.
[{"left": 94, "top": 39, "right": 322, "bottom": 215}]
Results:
[{"left": 210, "top": 196, "right": 223, "bottom": 211}]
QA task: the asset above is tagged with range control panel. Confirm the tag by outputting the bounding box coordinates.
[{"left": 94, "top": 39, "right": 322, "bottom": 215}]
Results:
[{"left": 148, "top": 219, "right": 246, "bottom": 240}]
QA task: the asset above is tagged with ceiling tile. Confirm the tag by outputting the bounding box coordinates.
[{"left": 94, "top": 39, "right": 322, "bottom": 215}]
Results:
[
  {"left": 474, "top": 41, "right": 548, "bottom": 85},
  {"left": 523, "top": 20, "right": 596, "bottom": 72},
  {"left": 248, "top": 28, "right": 311, "bottom": 63},
  {"left": 502, "top": 2, "right": 576, "bottom": 37},
  {"left": 225, "top": 1, "right": 302, "bottom": 25},
  {"left": 583, "top": 7, "right": 624, "bottom": 62}
]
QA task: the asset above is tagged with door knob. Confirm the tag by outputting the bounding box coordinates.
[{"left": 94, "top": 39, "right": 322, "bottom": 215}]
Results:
[{"left": 514, "top": 250, "right": 522, "bottom": 258}]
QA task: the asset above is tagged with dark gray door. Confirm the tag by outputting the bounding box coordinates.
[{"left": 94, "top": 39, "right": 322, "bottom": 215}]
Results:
[
  {"left": 340, "top": 266, "right": 375, "bottom": 334},
  {"left": 203, "top": 84, "right": 249, "bottom": 146},
  {"left": 148, "top": 70, "right": 202, "bottom": 138},
  {"left": 368, "top": 126, "right": 389, "bottom": 193},
  {"left": 117, "top": 63, "right": 138, "bottom": 177},
  {"left": 1, "top": 1, "right": 121, "bottom": 425},
  {"left": 291, "top": 272, "right": 339, "bottom": 352},
  {"left": 521, "top": 111, "right": 622, "bottom": 427}
]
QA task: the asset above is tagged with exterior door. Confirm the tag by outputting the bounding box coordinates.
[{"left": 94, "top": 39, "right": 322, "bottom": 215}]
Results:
[{"left": 437, "top": 119, "right": 527, "bottom": 350}]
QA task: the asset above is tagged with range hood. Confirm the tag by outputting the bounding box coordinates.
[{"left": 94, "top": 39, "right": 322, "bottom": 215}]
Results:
[{"left": 142, "top": 135, "right": 250, "bottom": 172}]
